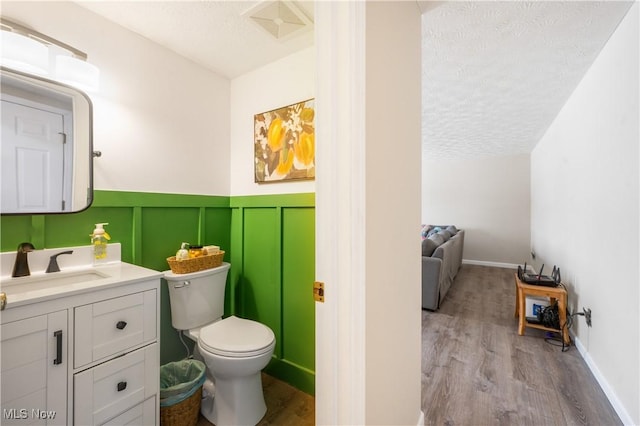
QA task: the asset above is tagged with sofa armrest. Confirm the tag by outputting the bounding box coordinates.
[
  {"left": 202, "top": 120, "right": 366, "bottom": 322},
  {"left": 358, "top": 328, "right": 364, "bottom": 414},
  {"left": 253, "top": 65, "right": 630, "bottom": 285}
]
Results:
[{"left": 422, "top": 256, "right": 442, "bottom": 310}]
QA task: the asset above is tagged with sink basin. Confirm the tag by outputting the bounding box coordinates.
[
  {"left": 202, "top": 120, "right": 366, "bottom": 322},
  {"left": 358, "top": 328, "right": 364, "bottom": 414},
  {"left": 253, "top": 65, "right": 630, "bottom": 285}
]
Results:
[{"left": 0, "top": 269, "right": 110, "bottom": 296}]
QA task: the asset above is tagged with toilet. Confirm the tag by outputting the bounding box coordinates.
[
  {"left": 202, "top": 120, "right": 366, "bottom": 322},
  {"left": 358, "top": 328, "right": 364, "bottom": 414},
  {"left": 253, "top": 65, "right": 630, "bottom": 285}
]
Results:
[{"left": 164, "top": 262, "right": 275, "bottom": 426}]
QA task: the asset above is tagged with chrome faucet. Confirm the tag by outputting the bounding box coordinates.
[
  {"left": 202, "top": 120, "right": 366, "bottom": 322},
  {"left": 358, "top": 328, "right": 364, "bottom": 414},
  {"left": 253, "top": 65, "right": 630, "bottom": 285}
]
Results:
[
  {"left": 46, "top": 250, "right": 74, "bottom": 273},
  {"left": 12, "top": 242, "right": 35, "bottom": 277}
]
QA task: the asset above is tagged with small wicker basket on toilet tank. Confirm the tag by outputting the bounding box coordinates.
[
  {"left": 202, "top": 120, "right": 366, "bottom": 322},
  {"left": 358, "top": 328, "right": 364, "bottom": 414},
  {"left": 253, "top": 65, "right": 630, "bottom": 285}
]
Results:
[{"left": 166, "top": 251, "right": 225, "bottom": 274}]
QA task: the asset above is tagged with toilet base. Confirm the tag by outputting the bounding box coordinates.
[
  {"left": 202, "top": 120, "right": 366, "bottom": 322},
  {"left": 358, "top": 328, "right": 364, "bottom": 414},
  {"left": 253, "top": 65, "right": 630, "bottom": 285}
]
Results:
[{"left": 200, "top": 373, "right": 266, "bottom": 426}]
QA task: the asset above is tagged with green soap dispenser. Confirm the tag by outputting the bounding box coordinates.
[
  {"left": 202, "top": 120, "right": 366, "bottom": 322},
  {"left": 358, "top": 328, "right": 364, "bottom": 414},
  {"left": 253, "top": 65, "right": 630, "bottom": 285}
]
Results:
[{"left": 91, "top": 223, "right": 111, "bottom": 261}]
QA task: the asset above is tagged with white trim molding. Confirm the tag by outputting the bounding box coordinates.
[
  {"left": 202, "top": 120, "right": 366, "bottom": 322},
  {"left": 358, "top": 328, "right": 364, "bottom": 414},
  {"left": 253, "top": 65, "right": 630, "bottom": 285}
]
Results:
[
  {"left": 462, "top": 259, "right": 520, "bottom": 269},
  {"left": 573, "top": 335, "right": 634, "bottom": 426},
  {"left": 314, "top": 1, "right": 367, "bottom": 424}
]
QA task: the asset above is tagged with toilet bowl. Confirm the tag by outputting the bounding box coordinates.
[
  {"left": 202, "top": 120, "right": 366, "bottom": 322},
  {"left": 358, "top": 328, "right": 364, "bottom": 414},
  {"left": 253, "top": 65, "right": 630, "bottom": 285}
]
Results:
[
  {"left": 191, "top": 316, "right": 275, "bottom": 425},
  {"left": 164, "top": 263, "right": 275, "bottom": 426}
]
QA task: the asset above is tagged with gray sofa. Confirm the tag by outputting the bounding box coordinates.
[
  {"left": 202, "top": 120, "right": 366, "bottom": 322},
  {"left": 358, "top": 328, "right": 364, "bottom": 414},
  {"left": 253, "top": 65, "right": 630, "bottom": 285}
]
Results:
[{"left": 421, "top": 225, "right": 464, "bottom": 310}]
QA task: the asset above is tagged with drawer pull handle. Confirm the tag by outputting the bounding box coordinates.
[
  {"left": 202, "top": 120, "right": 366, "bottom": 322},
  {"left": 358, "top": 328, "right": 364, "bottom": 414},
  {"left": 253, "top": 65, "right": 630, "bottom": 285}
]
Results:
[
  {"left": 117, "top": 381, "right": 127, "bottom": 392},
  {"left": 116, "top": 321, "right": 127, "bottom": 330},
  {"left": 53, "top": 330, "right": 62, "bottom": 365}
]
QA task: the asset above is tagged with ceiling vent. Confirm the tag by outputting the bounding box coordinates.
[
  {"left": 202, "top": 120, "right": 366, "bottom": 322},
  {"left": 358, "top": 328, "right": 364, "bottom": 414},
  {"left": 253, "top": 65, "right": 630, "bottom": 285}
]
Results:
[{"left": 243, "top": 0, "right": 313, "bottom": 41}]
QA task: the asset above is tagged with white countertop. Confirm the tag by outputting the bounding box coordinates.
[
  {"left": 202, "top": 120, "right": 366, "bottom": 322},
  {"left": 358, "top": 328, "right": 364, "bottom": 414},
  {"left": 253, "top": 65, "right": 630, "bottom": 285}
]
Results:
[{"left": 0, "top": 244, "right": 162, "bottom": 309}]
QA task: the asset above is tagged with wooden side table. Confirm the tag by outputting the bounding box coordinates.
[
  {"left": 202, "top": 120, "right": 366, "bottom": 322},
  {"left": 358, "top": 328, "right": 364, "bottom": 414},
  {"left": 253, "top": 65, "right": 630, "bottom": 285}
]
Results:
[{"left": 514, "top": 273, "right": 569, "bottom": 345}]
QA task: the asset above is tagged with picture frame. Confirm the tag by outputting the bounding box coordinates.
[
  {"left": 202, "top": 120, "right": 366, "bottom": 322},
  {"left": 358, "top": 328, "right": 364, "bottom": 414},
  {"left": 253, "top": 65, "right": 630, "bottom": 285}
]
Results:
[{"left": 254, "top": 98, "right": 315, "bottom": 183}]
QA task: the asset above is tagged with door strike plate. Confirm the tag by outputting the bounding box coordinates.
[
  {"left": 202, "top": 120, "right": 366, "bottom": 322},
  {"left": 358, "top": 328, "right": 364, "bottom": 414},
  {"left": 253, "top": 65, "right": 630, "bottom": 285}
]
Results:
[{"left": 313, "top": 281, "right": 325, "bottom": 303}]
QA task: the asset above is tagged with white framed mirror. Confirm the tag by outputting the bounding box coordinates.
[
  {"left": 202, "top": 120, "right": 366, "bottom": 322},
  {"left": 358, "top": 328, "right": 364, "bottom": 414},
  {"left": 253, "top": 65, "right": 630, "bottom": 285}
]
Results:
[{"left": 1, "top": 67, "right": 93, "bottom": 214}]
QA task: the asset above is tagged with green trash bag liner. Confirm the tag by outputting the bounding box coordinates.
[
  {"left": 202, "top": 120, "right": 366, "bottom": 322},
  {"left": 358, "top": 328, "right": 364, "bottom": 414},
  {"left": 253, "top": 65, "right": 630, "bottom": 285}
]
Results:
[
  {"left": 159, "top": 373, "right": 205, "bottom": 407},
  {"left": 159, "top": 359, "right": 206, "bottom": 402}
]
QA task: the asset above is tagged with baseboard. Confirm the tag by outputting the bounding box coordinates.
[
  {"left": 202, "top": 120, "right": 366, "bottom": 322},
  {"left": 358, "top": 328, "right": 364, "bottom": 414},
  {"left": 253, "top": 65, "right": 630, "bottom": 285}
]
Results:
[
  {"left": 462, "top": 259, "right": 519, "bottom": 269},
  {"left": 417, "top": 410, "right": 425, "bottom": 426},
  {"left": 572, "top": 334, "right": 634, "bottom": 425},
  {"left": 265, "top": 357, "right": 315, "bottom": 396}
]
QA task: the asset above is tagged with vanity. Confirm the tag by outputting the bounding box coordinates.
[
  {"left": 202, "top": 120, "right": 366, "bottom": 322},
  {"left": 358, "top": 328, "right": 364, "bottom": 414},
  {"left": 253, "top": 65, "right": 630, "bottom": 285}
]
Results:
[
  {"left": 1, "top": 44, "right": 163, "bottom": 425},
  {"left": 0, "top": 244, "right": 162, "bottom": 425},
  {"left": 1, "top": 51, "right": 163, "bottom": 425}
]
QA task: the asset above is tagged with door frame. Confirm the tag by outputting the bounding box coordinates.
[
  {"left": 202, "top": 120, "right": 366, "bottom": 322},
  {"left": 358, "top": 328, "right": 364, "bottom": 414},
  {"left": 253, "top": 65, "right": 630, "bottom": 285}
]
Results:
[{"left": 315, "top": 2, "right": 367, "bottom": 424}]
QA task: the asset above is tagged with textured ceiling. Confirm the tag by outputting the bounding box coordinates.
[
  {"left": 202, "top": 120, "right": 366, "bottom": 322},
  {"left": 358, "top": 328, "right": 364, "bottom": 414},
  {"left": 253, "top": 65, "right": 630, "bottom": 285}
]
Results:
[
  {"left": 77, "top": 1, "right": 632, "bottom": 160},
  {"left": 422, "top": 1, "right": 633, "bottom": 160},
  {"left": 75, "top": 1, "right": 314, "bottom": 79}
]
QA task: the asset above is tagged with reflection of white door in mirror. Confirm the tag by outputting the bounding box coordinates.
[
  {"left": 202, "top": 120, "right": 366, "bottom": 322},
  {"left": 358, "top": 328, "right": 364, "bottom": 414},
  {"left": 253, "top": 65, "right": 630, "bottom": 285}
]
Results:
[
  {"left": 1, "top": 68, "right": 93, "bottom": 215},
  {"left": 2, "top": 99, "right": 72, "bottom": 213}
]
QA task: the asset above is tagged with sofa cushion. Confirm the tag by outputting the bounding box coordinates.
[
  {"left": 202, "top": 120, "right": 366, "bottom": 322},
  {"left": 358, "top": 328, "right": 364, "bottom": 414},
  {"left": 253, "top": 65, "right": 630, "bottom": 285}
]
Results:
[
  {"left": 422, "top": 238, "right": 438, "bottom": 257},
  {"left": 438, "top": 230, "right": 453, "bottom": 241},
  {"left": 426, "top": 226, "right": 442, "bottom": 238},
  {"left": 446, "top": 225, "right": 458, "bottom": 235},
  {"left": 428, "top": 233, "right": 445, "bottom": 247}
]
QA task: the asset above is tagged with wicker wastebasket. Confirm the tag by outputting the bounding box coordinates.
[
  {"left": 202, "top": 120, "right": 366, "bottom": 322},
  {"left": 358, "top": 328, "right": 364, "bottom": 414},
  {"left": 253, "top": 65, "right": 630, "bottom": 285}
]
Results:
[
  {"left": 160, "top": 387, "right": 202, "bottom": 426},
  {"left": 159, "top": 360, "right": 206, "bottom": 426}
]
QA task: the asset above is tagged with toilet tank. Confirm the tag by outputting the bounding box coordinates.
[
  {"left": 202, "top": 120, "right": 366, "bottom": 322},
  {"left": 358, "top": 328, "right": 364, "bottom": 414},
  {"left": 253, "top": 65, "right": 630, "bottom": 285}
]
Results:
[{"left": 164, "top": 262, "right": 230, "bottom": 330}]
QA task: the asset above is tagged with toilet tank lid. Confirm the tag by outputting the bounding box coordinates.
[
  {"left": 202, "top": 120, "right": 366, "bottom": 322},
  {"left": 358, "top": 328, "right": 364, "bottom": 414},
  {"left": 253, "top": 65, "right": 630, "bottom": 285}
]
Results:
[
  {"left": 163, "top": 262, "right": 230, "bottom": 280},
  {"left": 199, "top": 315, "right": 275, "bottom": 355}
]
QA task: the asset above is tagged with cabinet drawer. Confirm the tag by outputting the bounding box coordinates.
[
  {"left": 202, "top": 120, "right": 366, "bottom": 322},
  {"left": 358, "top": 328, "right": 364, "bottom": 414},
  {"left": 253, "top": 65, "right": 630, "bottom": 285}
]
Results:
[
  {"left": 75, "top": 289, "right": 156, "bottom": 368},
  {"left": 102, "top": 396, "right": 156, "bottom": 426},
  {"left": 74, "top": 343, "right": 158, "bottom": 425}
]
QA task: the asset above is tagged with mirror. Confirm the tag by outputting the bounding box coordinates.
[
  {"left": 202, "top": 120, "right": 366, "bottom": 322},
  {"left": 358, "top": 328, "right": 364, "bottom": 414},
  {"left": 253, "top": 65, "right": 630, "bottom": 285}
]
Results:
[{"left": 1, "top": 67, "right": 93, "bottom": 214}]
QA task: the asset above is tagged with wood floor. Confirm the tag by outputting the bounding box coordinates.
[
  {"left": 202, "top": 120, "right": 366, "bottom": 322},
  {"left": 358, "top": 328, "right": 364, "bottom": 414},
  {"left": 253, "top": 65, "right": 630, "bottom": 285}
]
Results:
[
  {"left": 196, "top": 373, "right": 314, "bottom": 426},
  {"left": 422, "top": 264, "right": 621, "bottom": 425},
  {"left": 196, "top": 264, "right": 619, "bottom": 425}
]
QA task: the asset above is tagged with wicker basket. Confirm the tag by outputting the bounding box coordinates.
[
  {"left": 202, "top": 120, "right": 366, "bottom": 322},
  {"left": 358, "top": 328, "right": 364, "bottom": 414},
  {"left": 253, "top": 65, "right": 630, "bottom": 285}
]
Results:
[
  {"left": 160, "top": 386, "right": 202, "bottom": 426},
  {"left": 166, "top": 251, "right": 225, "bottom": 274}
]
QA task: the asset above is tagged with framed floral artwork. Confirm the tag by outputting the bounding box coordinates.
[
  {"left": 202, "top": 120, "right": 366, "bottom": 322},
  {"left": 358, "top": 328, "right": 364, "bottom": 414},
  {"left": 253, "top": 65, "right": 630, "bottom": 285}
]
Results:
[{"left": 254, "top": 98, "right": 315, "bottom": 182}]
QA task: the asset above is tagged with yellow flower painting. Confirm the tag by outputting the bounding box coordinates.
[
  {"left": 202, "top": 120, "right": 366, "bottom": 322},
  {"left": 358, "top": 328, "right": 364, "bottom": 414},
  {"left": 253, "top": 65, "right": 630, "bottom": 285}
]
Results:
[{"left": 254, "top": 99, "right": 315, "bottom": 183}]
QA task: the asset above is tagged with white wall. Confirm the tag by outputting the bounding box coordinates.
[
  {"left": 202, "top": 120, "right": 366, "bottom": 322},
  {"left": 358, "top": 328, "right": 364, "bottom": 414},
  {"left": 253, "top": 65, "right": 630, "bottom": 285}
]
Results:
[
  {"left": 365, "top": 2, "right": 422, "bottom": 424},
  {"left": 2, "top": 2, "right": 231, "bottom": 196},
  {"left": 531, "top": 4, "right": 639, "bottom": 424},
  {"left": 422, "top": 154, "right": 531, "bottom": 265},
  {"left": 230, "top": 47, "right": 315, "bottom": 196}
]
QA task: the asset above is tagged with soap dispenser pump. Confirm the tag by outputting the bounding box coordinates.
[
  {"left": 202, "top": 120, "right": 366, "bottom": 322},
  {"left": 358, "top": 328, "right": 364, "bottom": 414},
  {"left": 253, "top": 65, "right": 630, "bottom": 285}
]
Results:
[
  {"left": 91, "top": 223, "right": 110, "bottom": 262},
  {"left": 176, "top": 242, "right": 189, "bottom": 261}
]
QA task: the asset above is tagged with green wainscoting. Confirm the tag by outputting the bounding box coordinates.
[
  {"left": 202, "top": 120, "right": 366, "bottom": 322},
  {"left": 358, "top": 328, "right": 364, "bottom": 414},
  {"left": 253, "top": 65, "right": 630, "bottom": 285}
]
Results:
[
  {"left": 0, "top": 190, "right": 316, "bottom": 395},
  {"left": 0, "top": 191, "right": 231, "bottom": 365},
  {"left": 230, "top": 193, "right": 316, "bottom": 395}
]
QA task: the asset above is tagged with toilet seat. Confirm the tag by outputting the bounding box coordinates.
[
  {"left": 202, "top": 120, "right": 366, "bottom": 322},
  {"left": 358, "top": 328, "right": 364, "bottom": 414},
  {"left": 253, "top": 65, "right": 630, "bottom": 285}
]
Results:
[{"left": 199, "top": 315, "right": 275, "bottom": 358}]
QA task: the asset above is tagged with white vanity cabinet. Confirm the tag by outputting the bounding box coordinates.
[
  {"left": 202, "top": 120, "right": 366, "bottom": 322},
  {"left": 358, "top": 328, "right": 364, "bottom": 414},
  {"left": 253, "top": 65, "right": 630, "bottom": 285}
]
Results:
[
  {"left": 73, "top": 288, "right": 159, "bottom": 425},
  {"left": 1, "top": 310, "right": 68, "bottom": 426},
  {"left": 0, "top": 262, "right": 161, "bottom": 426}
]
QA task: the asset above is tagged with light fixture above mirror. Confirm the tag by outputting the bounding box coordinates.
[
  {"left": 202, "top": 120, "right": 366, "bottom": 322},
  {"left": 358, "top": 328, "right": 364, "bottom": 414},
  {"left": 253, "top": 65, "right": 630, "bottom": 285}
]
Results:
[{"left": 0, "top": 18, "right": 100, "bottom": 92}]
